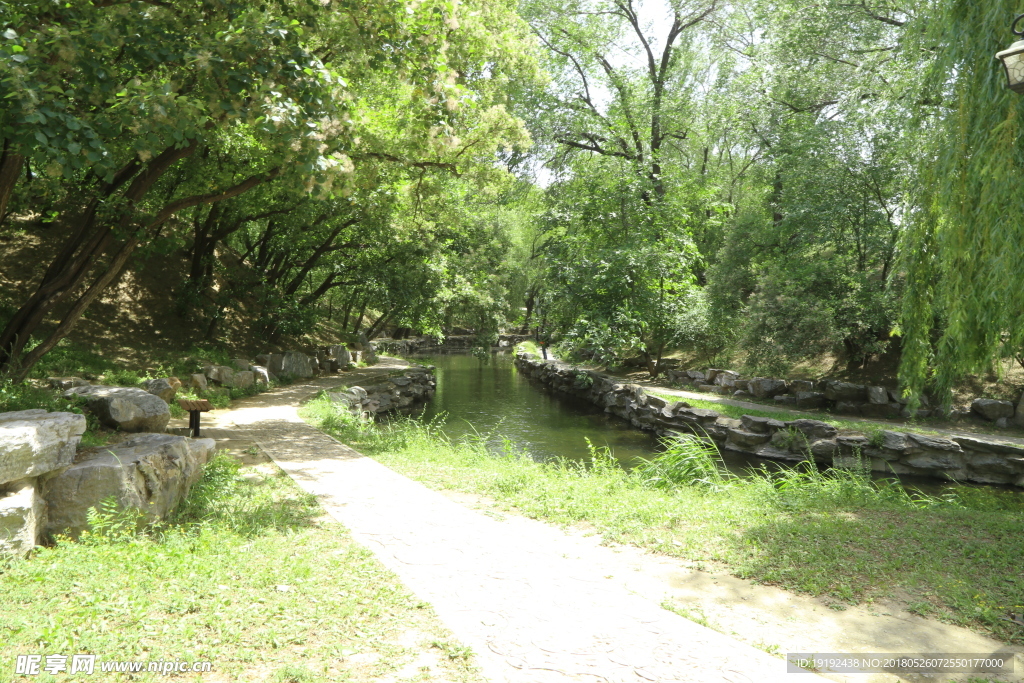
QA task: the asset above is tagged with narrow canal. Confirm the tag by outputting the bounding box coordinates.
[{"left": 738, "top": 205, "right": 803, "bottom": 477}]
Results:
[
  {"left": 414, "top": 352, "right": 972, "bottom": 493},
  {"left": 418, "top": 352, "right": 660, "bottom": 466}
]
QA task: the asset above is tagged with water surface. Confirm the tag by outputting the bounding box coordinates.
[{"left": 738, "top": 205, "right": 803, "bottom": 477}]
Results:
[{"left": 418, "top": 353, "right": 660, "bottom": 465}]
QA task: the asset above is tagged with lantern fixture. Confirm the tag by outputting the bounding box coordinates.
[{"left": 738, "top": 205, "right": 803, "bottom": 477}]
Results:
[{"left": 997, "top": 14, "right": 1024, "bottom": 93}]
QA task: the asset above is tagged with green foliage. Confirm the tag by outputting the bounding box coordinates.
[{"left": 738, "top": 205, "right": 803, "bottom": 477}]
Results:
[
  {"left": 632, "top": 435, "right": 729, "bottom": 491},
  {"left": 80, "top": 498, "right": 145, "bottom": 545}
]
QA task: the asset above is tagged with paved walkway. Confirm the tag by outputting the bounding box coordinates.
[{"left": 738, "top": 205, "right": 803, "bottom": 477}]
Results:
[{"left": 191, "top": 366, "right": 826, "bottom": 683}]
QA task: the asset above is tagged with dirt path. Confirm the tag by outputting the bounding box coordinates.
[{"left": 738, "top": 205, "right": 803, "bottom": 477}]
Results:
[{"left": 173, "top": 362, "right": 1023, "bottom": 683}]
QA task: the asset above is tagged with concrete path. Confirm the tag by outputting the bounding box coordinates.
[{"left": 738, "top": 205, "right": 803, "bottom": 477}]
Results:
[{"left": 187, "top": 366, "right": 823, "bottom": 683}]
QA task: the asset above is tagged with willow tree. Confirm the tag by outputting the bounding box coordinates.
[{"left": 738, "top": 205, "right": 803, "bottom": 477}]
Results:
[{"left": 900, "top": 1, "right": 1024, "bottom": 405}]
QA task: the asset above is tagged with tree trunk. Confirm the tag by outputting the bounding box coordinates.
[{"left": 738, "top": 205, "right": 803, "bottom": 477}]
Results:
[
  {"left": 0, "top": 139, "right": 24, "bottom": 225},
  {"left": 352, "top": 297, "right": 369, "bottom": 333},
  {"left": 0, "top": 142, "right": 198, "bottom": 375}
]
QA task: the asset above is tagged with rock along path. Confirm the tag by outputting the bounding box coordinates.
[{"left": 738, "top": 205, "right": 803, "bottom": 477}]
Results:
[{"left": 188, "top": 360, "right": 826, "bottom": 683}]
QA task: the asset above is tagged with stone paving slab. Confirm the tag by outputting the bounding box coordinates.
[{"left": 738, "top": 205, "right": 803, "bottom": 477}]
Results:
[{"left": 219, "top": 393, "right": 826, "bottom": 683}]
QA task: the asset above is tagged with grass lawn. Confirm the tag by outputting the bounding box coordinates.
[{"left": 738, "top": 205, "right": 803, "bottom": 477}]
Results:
[
  {"left": 302, "top": 394, "right": 1024, "bottom": 645},
  {"left": 0, "top": 456, "right": 483, "bottom": 683}
]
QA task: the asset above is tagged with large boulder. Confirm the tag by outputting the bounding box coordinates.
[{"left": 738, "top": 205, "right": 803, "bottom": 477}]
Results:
[
  {"left": 866, "top": 386, "right": 889, "bottom": 405},
  {"left": 64, "top": 385, "right": 170, "bottom": 433},
  {"left": 971, "top": 398, "right": 1015, "bottom": 422},
  {"left": 228, "top": 371, "right": 254, "bottom": 390},
  {"left": 1014, "top": 391, "right": 1024, "bottom": 429},
  {"left": 280, "top": 351, "right": 313, "bottom": 378},
  {"left": 786, "top": 419, "right": 838, "bottom": 440},
  {"left": 0, "top": 410, "right": 87, "bottom": 486},
  {"left": 231, "top": 358, "right": 250, "bottom": 372},
  {"left": 788, "top": 380, "right": 815, "bottom": 395},
  {"left": 204, "top": 365, "right": 235, "bottom": 386},
  {"left": 330, "top": 345, "right": 352, "bottom": 367},
  {"left": 824, "top": 381, "right": 867, "bottom": 402},
  {"left": 142, "top": 378, "right": 177, "bottom": 403},
  {"left": 40, "top": 434, "right": 216, "bottom": 539},
  {"left": 250, "top": 365, "right": 271, "bottom": 384},
  {"left": 190, "top": 373, "right": 208, "bottom": 392},
  {"left": 0, "top": 479, "right": 43, "bottom": 557},
  {"left": 362, "top": 345, "right": 379, "bottom": 365},
  {"left": 748, "top": 378, "right": 788, "bottom": 399}
]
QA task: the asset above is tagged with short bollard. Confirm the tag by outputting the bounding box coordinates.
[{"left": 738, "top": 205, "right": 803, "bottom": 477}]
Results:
[{"left": 177, "top": 399, "right": 213, "bottom": 437}]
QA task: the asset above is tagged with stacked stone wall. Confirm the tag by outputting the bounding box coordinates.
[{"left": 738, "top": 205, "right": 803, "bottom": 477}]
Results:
[{"left": 514, "top": 353, "right": 1024, "bottom": 488}]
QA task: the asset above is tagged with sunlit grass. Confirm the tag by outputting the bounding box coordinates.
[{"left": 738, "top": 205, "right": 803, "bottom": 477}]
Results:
[
  {"left": 302, "top": 393, "right": 1024, "bottom": 644},
  {"left": 0, "top": 454, "right": 483, "bottom": 682}
]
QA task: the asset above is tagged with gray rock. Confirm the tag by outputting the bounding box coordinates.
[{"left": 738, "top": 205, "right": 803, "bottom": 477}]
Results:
[
  {"left": 189, "top": 373, "right": 208, "bottom": 393},
  {"left": 971, "top": 398, "right": 1015, "bottom": 422},
  {"left": 309, "top": 357, "right": 320, "bottom": 374},
  {"left": 695, "top": 384, "right": 717, "bottom": 393},
  {"left": 1013, "top": 391, "right": 1024, "bottom": 428},
  {"left": 250, "top": 365, "right": 271, "bottom": 384},
  {"left": 363, "top": 345, "right": 379, "bottom": 365},
  {"left": 859, "top": 402, "right": 900, "bottom": 419},
  {"left": 866, "top": 386, "right": 889, "bottom": 405},
  {"left": 726, "top": 428, "right": 772, "bottom": 450},
  {"left": 646, "top": 395, "right": 668, "bottom": 410},
  {"left": 755, "top": 444, "right": 807, "bottom": 462},
  {"left": 824, "top": 381, "right": 867, "bottom": 402},
  {"left": 686, "top": 370, "right": 706, "bottom": 381},
  {"left": 837, "top": 435, "right": 870, "bottom": 455},
  {"left": 732, "top": 390, "right": 753, "bottom": 399},
  {"left": 788, "top": 380, "right": 815, "bottom": 395},
  {"left": 748, "top": 378, "right": 788, "bottom": 399},
  {"left": 906, "top": 433, "right": 962, "bottom": 453},
  {"left": 810, "top": 439, "right": 838, "bottom": 458},
  {"left": 0, "top": 410, "right": 87, "bottom": 486},
  {"left": 142, "top": 378, "right": 176, "bottom": 403},
  {"left": 49, "top": 377, "right": 90, "bottom": 391},
  {"left": 41, "top": 434, "right": 215, "bottom": 538},
  {"left": 794, "top": 391, "right": 826, "bottom": 409},
  {"left": 714, "top": 370, "right": 739, "bottom": 387},
  {"left": 834, "top": 401, "right": 863, "bottom": 415},
  {"left": 773, "top": 395, "right": 797, "bottom": 406},
  {"left": 953, "top": 435, "right": 1024, "bottom": 456},
  {"left": 740, "top": 415, "right": 773, "bottom": 434},
  {"left": 786, "top": 419, "right": 838, "bottom": 440},
  {"left": 64, "top": 385, "right": 170, "bottom": 433},
  {"left": 268, "top": 353, "right": 285, "bottom": 375},
  {"left": 228, "top": 371, "right": 254, "bottom": 390},
  {"left": 255, "top": 354, "right": 271, "bottom": 367},
  {"left": 733, "top": 379, "right": 749, "bottom": 391},
  {"left": 205, "top": 365, "right": 235, "bottom": 385},
  {"left": 903, "top": 451, "right": 963, "bottom": 470},
  {"left": 997, "top": 417, "right": 1009, "bottom": 429},
  {"left": 231, "top": 358, "right": 250, "bottom": 372},
  {"left": 0, "top": 479, "right": 43, "bottom": 557},
  {"left": 880, "top": 431, "right": 909, "bottom": 452},
  {"left": 280, "top": 351, "right": 313, "bottom": 378}
]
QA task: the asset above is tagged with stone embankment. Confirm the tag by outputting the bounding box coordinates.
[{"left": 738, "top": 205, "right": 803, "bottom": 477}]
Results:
[
  {"left": 515, "top": 353, "right": 1024, "bottom": 488},
  {"left": 662, "top": 366, "right": 1024, "bottom": 428},
  {"left": 0, "top": 410, "right": 213, "bottom": 556},
  {"left": 326, "top": 365, "right": 436, "bottom": 417}
]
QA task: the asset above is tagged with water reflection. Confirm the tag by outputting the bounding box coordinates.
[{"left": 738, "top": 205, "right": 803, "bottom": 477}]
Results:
[{"left": 418, "top": 353, "right": 660, "bottom": 465}]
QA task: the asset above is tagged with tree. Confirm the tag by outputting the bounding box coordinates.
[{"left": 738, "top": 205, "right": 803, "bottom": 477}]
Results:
[{"left": 0, "top": 0, "right": 536, "bottom": 378}]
